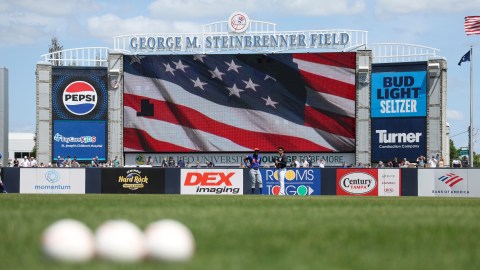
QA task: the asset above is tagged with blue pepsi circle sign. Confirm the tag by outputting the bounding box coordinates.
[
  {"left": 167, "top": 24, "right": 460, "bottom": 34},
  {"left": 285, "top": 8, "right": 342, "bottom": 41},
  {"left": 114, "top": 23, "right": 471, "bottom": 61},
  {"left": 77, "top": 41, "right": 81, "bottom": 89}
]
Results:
[{"left": 62, "top": 81, "right": 98, "bottom": 116}]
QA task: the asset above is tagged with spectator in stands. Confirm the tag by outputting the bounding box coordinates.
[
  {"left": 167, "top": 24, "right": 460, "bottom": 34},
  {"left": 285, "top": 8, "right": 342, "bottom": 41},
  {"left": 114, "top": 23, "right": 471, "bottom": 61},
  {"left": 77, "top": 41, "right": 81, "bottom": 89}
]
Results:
[
  {"left": 417, "top": 155, "right": 426, "bottom": 168},
  {"left": 392, "top": 157, "right": 399, "bottom": 167},
  {"left": 177, "top": 157, "right": 185, "bottom": 168},
  {"left": 452, "top": 157, "right": 461, "bottom": 168},
  {"left": 0, "top": 163, "right": 7, "bottom": 193},
  {"left": 307, "top": 157, "right": 313, "bottom": 167},
  {"left": 376, "top": 161, "right": 385, "bottom": 168},
  {"left": 439, "top": 157, "right": 445, "bottom": 168},
  {"left": 206, "top": 160, "right": 215, "bottom": 167},
  {"left": 161, "top": 157, "right": 168, "bottom": 167},
  {"left": 461, "top": 156, "right": 469, "bottom": 167},
  {"left": 21, "top": 156, "right": 30, "bottom": 167},
  {"left": 168, "top": 156, "right": 176, "bottom": 167},
  {"left": 113, "top": 156, "right": 120, "bottom": 168},
  {"left": 318, "top": 158, "right": 326, "bottom": 168},
  {"left": 302, "top": 158, "right": 309, "bottom": 167},
  {"left": 292, "top": 157, "right": 300, "bottom": 168},
  {"left": 72, "top": 157, "right": 80, "bottom": 168},
  {"left": 428, "top": 156, "right": 438, "bottom": 168}
]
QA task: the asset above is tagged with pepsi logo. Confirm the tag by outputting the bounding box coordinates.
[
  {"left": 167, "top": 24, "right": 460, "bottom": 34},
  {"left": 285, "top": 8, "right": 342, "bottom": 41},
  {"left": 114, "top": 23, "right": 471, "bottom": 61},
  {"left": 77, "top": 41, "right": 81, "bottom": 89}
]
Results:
[{"left": 62, "top": 81, "right": 97, "bottom": 115}]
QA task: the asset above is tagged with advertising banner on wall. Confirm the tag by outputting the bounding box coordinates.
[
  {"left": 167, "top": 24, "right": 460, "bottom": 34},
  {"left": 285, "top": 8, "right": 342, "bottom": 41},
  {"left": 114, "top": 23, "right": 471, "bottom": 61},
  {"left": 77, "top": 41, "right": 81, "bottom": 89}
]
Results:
[
  {"left": 52, "top": 67, "right": 108, "bottom": 120},
  {"left": 53, "top": 120, "right": 107, "bottom": 161},
  {"left": 19, "top": 168, "right": 86, "bottom": 194},
  {"left": 336, "top": 168, "right": 401, "bottom": 196},
  {"left": 261, "top": 168, "right": 320, "bottom": 196},
  {"left": 180, "top": 169, "right": 243, "bottom": 195},
  {"left": 371, "top": 117, "right": 426, "bottom": 162},
  {"left": 371, "top": 62, "right": 427, "bottom": 118},
  {"left": 125, "top": 152, "right": 355, "bottom": 167},
  {"left": 377, "top": 168, "right": 401, "bottom": 196},
  {"left": 337, "top": 168, "right": 379, "bottom": 196},
  {"left": 417, "top": 169, "right": 480, "bottom": 197},
  {"left": 101, "top": 168, "right": 165, "bottom": 194}
]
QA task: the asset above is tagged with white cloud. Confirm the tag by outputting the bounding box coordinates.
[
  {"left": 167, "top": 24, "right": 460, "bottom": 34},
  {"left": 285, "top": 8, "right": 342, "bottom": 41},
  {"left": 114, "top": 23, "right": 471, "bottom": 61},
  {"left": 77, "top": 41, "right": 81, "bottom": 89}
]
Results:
[
  {"left": 447, "top": 109, "right": 464, "bottom": 121},
  {"left": 148, "top": 0, "right": 366, "bottom": 18},
  {"left": 375, "top": 0, "right": 480, "bottom": 14},
  {"left": 0, "top": 0, "right": 100, "bottom": 45},
  {"left": 279, "top": 0, "right": 365, "bottom": 16},
  {"left": 87, "top": 14, "right": 200, "bottom": 41}
]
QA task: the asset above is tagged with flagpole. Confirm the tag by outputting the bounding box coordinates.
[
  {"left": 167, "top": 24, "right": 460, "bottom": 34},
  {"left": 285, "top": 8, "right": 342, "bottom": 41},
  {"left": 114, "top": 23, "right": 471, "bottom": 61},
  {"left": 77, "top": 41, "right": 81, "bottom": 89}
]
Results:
[{"left": 469, "top": 46, "right": 474, "bottom": 167}]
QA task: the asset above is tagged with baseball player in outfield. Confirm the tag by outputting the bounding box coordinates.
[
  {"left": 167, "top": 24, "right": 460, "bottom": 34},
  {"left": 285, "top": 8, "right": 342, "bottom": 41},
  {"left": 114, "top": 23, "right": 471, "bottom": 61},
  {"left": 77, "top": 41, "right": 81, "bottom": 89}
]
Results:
[
  {"left": 244, "top": 148, "right": 262, "bottom": 194},
  {"left": 274, "top": 147, "right": 288, "bottom": 195}
]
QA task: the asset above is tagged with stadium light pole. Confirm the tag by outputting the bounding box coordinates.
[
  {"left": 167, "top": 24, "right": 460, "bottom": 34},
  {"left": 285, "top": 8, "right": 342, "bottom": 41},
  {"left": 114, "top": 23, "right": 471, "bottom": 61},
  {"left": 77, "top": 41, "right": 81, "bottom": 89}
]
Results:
[{"left": 469, "top": 46, "right": 474, "bottom": 167}]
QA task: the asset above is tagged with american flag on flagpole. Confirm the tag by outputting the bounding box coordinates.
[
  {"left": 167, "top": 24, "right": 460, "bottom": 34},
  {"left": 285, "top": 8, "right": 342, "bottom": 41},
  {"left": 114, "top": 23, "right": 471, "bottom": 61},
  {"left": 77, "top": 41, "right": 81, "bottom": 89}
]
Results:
[
  {"left": 123, "top": 53, "right": 356, "bottom": 153},
  {"left": 465, "top": 16, "right": 480, "bottom": 35}
]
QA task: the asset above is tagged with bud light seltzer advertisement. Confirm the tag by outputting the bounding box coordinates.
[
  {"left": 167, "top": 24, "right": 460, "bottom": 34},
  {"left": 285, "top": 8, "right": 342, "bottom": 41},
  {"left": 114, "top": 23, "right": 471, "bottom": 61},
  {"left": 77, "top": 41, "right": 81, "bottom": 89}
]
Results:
[
  {"left": 371, "top": 117, "right": 426, "bottom": 162},
  {"left": 371, "top": 62, "right": 427, "bottom": 118},
  {"left": 52, "top": 67, "right": 108, "bottom": 120}
]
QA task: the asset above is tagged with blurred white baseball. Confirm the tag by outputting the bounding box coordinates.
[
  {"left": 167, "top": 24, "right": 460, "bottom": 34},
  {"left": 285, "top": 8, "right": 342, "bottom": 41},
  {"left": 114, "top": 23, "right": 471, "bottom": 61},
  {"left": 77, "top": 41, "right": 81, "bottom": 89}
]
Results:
[
  {"left": 95, "top": 219, "right": 146, "bottom": 262},
  {"left": 41, "top": 219, "right": 95, "bottom": 262},
  {"left": 145, "top": 219, "right": 195, "bottom": 262}
]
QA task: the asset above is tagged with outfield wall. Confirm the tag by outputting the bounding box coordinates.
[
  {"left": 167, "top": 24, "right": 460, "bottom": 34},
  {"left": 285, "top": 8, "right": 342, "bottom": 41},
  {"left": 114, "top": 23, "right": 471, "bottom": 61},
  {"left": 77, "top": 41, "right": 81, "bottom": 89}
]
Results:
[{"left": 2, "top": 167, "right": 478, "bottom": 197}]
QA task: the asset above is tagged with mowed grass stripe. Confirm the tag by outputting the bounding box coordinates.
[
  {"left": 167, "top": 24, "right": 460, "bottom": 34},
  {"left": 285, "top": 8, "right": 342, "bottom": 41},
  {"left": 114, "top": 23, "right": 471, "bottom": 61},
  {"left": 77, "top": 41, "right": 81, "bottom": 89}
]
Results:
[{"left": 1, "top": 195, "right": 479, "bottom": 270}]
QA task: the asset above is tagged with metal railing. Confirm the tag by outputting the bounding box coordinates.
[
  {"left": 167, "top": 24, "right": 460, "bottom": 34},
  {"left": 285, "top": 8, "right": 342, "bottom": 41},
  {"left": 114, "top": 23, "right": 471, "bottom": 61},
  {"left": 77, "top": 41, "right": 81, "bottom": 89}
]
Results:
[
  {"left": 40, "top": 47, "right": 109, "bottom": 67},
  {"left": 371, "top": 43, "right": 442, "bottom": 63}
]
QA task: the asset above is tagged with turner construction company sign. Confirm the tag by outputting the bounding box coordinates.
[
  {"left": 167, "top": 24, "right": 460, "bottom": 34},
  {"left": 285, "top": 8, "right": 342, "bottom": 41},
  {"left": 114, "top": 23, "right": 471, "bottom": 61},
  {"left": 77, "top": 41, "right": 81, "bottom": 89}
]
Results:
[{"left": 114, "top": 12, "right": 364, "bottom": 54}]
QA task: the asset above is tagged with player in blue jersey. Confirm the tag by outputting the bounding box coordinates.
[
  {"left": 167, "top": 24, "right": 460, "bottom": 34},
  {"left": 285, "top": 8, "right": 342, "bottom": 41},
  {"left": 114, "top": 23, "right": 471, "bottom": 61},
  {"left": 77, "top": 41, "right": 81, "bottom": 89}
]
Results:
[{"left": 244, "top": 148, "right": 263, "bottom": 194}]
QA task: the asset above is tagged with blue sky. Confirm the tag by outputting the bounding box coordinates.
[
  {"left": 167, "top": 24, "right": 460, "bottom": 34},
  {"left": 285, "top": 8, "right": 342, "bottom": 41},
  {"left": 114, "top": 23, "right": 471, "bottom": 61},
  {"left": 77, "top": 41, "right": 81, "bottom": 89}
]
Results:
[{"left": 1, "top": 0, "right": 480, "bottom": 151}]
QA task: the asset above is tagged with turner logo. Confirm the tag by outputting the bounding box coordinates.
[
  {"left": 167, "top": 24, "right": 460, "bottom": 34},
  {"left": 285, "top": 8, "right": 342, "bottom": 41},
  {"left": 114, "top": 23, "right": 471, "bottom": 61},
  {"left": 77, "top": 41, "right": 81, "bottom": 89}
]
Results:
[
  {"left": 376, "top": 130, "right": 422, "bottom": 143},
  {"left": 339, "top": 172, "right": 376, "bottom": 195},
  {"left": 63, "top": 81, "right": 97, "bottom": 115},
  {"left": 181, "top": 170, "right": 243, "bottom": 195},
  {"left": 438, "top": 173, "right": 464, "bottom": 187}
]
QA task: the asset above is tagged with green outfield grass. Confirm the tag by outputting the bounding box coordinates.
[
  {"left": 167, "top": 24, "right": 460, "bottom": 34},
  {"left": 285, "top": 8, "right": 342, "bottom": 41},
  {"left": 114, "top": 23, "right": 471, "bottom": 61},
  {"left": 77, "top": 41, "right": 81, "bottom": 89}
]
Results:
[{"left": 1, "top": 195, "right": 480, "bottom": 270}]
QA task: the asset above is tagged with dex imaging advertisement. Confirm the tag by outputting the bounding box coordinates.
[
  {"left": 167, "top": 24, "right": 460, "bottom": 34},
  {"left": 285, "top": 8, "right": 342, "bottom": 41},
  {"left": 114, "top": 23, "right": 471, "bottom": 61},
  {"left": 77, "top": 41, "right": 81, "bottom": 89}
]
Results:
[
  {"left": 371, "top": 117, "right": 426, "bottom": 162},
  {"left": 371, "top": 62, "right": 427, "bottom": 118},
  {"left": 53, "top": 120, "right": 107, "bottom": 161}
]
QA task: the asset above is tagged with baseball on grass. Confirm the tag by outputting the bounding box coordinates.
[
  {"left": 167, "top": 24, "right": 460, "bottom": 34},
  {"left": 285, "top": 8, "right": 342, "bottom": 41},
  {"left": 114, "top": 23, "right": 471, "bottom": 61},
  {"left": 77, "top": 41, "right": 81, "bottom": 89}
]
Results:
[
  {"left": 144, "top": 219, "right": 195, "bottom": 262},
  {"left": 95, "top": 219, "right": 146, "bottom": 262},
  {"left": 41, "top": 219, "right": 95, "bottom": 262}
]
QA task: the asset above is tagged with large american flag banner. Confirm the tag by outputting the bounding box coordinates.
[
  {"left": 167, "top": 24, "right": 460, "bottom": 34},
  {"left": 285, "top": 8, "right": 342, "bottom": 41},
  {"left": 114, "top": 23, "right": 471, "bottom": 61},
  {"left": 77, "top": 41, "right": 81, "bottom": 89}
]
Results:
[{"left": 123, "top": 52, "right": 356, "bottom": 152}]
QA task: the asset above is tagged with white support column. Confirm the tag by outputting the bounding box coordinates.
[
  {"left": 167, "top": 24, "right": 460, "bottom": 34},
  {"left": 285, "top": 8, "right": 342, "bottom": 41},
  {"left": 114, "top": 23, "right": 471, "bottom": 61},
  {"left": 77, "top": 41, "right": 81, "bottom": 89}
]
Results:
[
  {"left": 426, "top": 59, "right": 447, "bottom": 166},
  {"left": 356, "top": 50, "right": 373, "bottom": 165},
  {"left": 36, "top": 62, "right": 53, "bottom": 164},
  {"left": 107, "top": 53, "right": 124, "bottom": 165}
]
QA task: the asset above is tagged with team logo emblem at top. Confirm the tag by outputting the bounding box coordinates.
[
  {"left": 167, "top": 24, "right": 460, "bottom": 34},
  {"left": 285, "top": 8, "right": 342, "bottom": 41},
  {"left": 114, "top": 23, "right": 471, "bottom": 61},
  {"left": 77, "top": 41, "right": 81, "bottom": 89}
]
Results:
[
  {"left": 228, "top": 12, "right": 249, "bottom": 33},
  {"left": 62, "top": 81, "right": 98, "bottom": 115}
]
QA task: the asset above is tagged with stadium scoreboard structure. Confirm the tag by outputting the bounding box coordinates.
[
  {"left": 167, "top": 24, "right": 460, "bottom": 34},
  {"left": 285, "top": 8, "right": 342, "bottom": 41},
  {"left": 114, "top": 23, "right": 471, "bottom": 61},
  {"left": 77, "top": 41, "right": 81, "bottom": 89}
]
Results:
[{"left": 36, "top": 12, "right": 447, "bottom": 167}]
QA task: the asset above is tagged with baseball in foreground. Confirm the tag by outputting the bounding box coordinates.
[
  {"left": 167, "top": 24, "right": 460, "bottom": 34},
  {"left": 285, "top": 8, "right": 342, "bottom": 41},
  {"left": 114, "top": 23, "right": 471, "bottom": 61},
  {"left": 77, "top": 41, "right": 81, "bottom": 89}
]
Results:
[
  {"left": 41, "top": 219, "right": 95, "bottom": 262},
  {"left": 95, "top": 219, "right": 146, "bottom": 262},
  {"left": 144, "top": 219, "right": 195, "bottom": 262}
]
